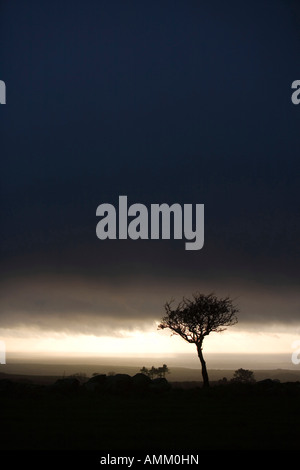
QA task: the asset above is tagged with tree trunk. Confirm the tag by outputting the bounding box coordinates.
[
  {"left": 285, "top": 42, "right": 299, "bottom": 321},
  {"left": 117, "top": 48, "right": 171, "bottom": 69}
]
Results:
[{"left": 197, "top": 343, "right": 209, "bottom": 388}]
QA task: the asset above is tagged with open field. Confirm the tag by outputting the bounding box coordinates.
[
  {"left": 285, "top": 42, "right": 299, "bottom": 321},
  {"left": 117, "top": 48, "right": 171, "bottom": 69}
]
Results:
[
  {"left": 1, "top": 355, "right": 300, "bottom": 455},
  {"left": 1, "top": 372, "right": 300, "bottom": 453}
]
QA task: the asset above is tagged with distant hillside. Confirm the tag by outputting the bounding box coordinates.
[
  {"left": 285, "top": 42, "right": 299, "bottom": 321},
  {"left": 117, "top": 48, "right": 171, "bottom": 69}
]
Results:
[{"left": 1, "top": 365, "right": 300, "bottom": 385}]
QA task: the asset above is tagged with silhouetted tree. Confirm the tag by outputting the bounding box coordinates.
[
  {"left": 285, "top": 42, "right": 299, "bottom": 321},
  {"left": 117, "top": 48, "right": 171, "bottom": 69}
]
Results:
[
  {"left": 158, "top": 292, "right": 238, "bottom": 388},
  {"left": 157, "top": 364, "right": 170, "bottom": 378},
  {"left": 140, "top": 366, "right": 150, "bottom": 377},
  {"left": 231, "top": 368, "right": 255, "bottom": 384},
  {"left": 149, "top": 366, "right": 158, "bottom": 379},
  {"left": 140, "top": 364, "right": 170, "bottom": 379},
  {"left": 140, "top": 366, "right": 157, "bottom": 378}
]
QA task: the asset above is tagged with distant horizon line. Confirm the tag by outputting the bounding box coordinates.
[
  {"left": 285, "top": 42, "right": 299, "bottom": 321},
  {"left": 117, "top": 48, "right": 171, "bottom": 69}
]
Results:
[{"left": 6, "top": 351, "right": 293, "bottom": 357}]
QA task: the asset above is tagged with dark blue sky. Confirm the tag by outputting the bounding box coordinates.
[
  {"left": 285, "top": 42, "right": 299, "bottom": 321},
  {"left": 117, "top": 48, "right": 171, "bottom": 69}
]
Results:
[{"left": 0, "top": 0, "right": 299, "bottom": 332}]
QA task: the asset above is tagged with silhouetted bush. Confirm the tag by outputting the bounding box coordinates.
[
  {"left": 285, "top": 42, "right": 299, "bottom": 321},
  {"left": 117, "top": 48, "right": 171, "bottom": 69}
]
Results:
[
  {"left": 132, "top": 373, "right": 152, "bottom": 392},
  {"left": 83, "top": 374, "right": 107, "bottom": 392},
  {"left": 149, "top": 378, "right": 171, "bottom": 393},
  {"left": 49, "top": 377, "right": 80, "bottom": 395},
  {"left": 231, "top": 368, "right": 256, "bottom": 384},
  {"left": 104, "top": 373, "right": 132, "bottom": 395}
]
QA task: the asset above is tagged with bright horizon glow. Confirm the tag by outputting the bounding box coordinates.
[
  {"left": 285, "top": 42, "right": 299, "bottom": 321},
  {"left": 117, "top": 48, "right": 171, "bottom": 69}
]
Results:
[{"left": 1, "top": 324, "right": 299, "bottom": 357}]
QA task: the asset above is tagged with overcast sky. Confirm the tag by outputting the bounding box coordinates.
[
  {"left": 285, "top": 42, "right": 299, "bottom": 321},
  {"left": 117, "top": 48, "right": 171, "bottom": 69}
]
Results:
[{"left": 0, "top": 0, "right": 299, "bottom": 344}]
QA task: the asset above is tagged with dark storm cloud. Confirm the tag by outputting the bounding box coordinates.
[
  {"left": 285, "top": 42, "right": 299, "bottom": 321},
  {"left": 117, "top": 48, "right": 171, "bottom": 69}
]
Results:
[
  {"left": 0, "top": 269, "right": 299, "bottom": 335},
  {"left": 0, "top": 0, "right": 299, "bottom": 335}
]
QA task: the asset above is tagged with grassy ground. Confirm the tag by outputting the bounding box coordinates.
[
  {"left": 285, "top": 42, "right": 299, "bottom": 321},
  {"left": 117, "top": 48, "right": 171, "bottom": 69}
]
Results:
[{"left": 1, "top": 386, "right": 300, "bottom": 451}]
